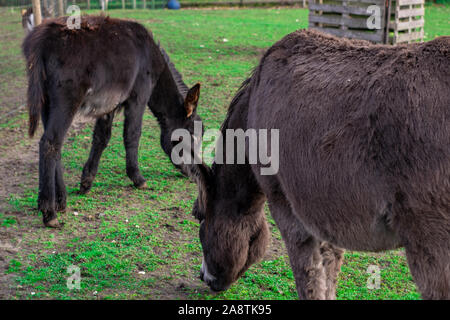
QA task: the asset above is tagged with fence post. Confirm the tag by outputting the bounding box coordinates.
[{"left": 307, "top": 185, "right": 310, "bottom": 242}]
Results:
[
  {"left": 143, "top": 0, "right": 146, "bottom": 9},
  {"left": 384, "top": 0, "right": 392, "bottom": 44},
  {"left": 87, "top": 0, "right": 91, "bottom": 9},
  {"left": 58, "top": 0, "right": 64, "bottom": 16},
  {"left": 31, "top": 0, "right": 42, "bottom": 25},
  {"left": 48, "top": 0, "right": 55, "bottom": 17},
  {"left": 122, "top": 0, "right": 125, "bottom": 9},
  {"left": 43, "top": 0, "right": 48, "bottom": 14},
  {"left": 133, "top": 0, "right": 136, "bottom": 9}
]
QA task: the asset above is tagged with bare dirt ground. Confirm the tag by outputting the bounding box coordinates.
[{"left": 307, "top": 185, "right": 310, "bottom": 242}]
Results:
[{"left": 0, "top": 112, "right": 94, "bottom": 298}]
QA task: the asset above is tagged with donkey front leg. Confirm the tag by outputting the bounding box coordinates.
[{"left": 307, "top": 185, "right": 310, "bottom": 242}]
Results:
[
  {"left": 123, "top": 102, "right": 147, "bottom": 189},
  {"left": 268, "top": 198, "right": 327, "bottom": 300},
  {"left": 320, "top": 242, "right": 344, "bottom": 300},
  {"left": 403, "top": 228, "right": 450, "bottom": 299},
  {"left": 55, "top": 157, "right": 66, "bottom": 212},
  {"left": 38, "top": 111, "right": 74, "bottom": 228},
  {"left": 80, "top": 113, "right": 114, "bottom": 194}
]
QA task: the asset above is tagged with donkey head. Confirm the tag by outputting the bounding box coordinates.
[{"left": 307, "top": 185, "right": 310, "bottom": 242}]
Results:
[
  {"left": 189, "top": 163, "right": 270, "bottom": 292},
  {"left": 149, "top": 79, "right": 203, "bottom": 174},
  {"left": 149, "top": 46, "right": 204, "bottom": 174},
  {"left": 21, "top": 8, "right": 34, "bottom": 35},
  {"left": 158, "top": 83, "right": 202, "bottom": 156}
]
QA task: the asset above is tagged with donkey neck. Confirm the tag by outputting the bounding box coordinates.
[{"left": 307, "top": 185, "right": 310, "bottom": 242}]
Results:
[
  {"left": 211, "top": 87, "right": 265, "bottom": 216},
  {"left": 212, "top": 162, "right": 265, "bottom": 218},
  {"left": 149, "top": 62, "right": 186, "bottom": 121},
  {"left": 148, "top": 49, "right": 188, "bottom": 120}
]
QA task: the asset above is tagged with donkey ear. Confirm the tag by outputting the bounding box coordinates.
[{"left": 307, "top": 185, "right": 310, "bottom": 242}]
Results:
[
  {"left": 191, "top": 163, "right": 212, "bottom": 216},
  {"left": 184, "top": 83, "right": 201, "bottom": 118},
  {"left": 187, "top": 162, "right": 211, "bottom": 191}
]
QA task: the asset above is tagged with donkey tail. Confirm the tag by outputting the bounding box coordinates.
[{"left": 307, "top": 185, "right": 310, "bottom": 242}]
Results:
[{"left": 22, "top": 28, "right": 47, "bottom": 138}]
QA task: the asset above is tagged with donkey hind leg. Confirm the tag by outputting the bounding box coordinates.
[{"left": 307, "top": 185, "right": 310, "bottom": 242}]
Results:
[
  {"left": 404, "top": 235, "right": 450, "bottom": 299},
  {"left": 40, "top": 106, "right": 66, "bottom": 213},
  {"left": 80, "top": 113, "right": 115, "bottom": 194},
  {"left": 320, "top": 242, "right": 344, "bottom": 300},
  {"left": 268, "top": 198, "right": 327, "bottom": 300},
  {"left": 38, "top": 105, "right": 74, "bottom": 228},
  {"left": 123, "top": 101, "right": 147, "bottom": 189}
]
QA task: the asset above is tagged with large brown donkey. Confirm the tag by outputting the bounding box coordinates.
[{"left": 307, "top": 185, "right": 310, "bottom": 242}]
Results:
[
  {"left": 23, "top": 16, "right": 202, "bottom": 228},
  {"left": 188, "top": 30, "right": 450, "bottom": 299}
]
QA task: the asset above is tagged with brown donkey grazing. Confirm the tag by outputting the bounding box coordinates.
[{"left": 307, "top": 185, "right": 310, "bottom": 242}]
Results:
[
  {"left": 23, "top": 16, "right": 202, "bottom": 228},
  {"left": 187, "top": 30, "right": 450, "bottom": 299}
]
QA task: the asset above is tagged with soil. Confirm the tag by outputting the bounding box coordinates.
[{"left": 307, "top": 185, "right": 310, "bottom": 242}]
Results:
[{"left": 0, "top": 112, "right": 96, "bottom": 299}]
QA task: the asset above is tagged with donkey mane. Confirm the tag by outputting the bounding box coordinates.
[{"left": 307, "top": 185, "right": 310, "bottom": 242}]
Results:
[
  {"left": 220, "top": 76, "right": 253, "bottom": 135},
  {"left": 159, "top": 46, "right": 189, "bottom": 97}
]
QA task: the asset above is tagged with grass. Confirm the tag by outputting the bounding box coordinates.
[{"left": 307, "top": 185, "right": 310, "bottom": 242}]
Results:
[{"left": 1, "top": 4, "right": 449, "bottom": 300}]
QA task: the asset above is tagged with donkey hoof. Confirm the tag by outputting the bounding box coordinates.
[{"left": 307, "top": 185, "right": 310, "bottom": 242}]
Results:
[
  {"left": 79, "top": 185, "right": 91, "bottom": 195},
  {"left": 56, "top": 204, "right": 66, "bottom": 213},
  {"left": 44, "top": 218, "right": 63, "bottom": 229},
  {"left": 135, "top": 181, "right": 148, "bottom": 189}
]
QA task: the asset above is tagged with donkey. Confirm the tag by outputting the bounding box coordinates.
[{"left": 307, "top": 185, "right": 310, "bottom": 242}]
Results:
[
  {"left": 187, "top": 30, "right": 450, "bottom": 299},
  {"left": 21, "top": 6, "right": 53, "bottom": 35},
  {"left": 22, "top": 16, "right": 202, "bottom": 228}
]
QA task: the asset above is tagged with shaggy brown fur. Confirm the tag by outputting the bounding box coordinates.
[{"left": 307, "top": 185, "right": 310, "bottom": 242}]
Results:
[
  {"left": 189, "top": 30, "right": 450, "bottom": 299},
  {"left": 22, "top": 16, "right": 202, "bottom": 227}
]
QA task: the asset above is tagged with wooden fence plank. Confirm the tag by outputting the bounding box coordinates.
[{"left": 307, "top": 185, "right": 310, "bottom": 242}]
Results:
[
  {"left": 311, "top": 26, "right": 384, "bottom": 42},
  {"left": 397, "top": 7, "right": 424, "bottom": 18},
  {"left": 318, "top": 0, "right": 384, "bottom": 4},
  {"left": 309, "top": 3, "right": 376, "bottom": 16},
  {"left": 395, "top": 29, "right": 424, "bottom": 43},
  {"left": 398, "top": 0, "right": 423, "bottom": 5},
  {"left": 389, "top": 18, "right": 424, "bottom": 30},
  {"left": 309, "top": 13, "right": 371, "bottom": 29}
]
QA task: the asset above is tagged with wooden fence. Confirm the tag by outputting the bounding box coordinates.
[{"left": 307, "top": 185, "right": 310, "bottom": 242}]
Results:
[
  {"left": 389, "top": 0, "right": 424, "bottom": 44},
  {"left": 308, "top": 0, "right": 425, "bottom": 44}
]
